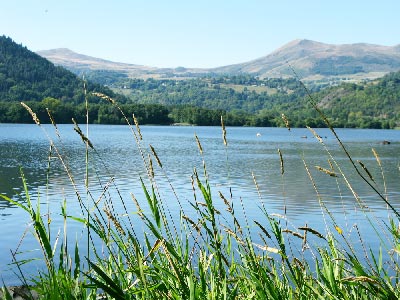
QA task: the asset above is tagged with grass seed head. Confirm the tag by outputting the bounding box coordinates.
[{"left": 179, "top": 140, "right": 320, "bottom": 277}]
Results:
[
  {"left": 149, "top": 144, "right": 162, "bottom": 168},
  {"left": 298, "top": 226, "right": 326, "bottom": 240},
  {"left": 307, "top": 126, "right": 323, "bottom": 144},
  {"left": 72, "top": 118, "right": 94, "bottom": 149},
  {"left": 255, "top": 220, "right": 272, "bottom": 239},
  {"left": 221, "top": 116, "right": 227, "bottom": 146},
  {"left": 282, "top": 229, "right": 303, "bottom": 239},
  {"left": 92, "top": 92, "right": 115, "bottom": 104},
  {"left": 372, "top": 148, "right": 382, "bottom": 167},
  {"left": 182, "top": 215, "right": 201, "bottom": 232},
  {"left": 21, "top": 102, "right": 40, "bottom": 125},
  {"left": 278, "top": 148, "right": 284, "bottom": 175},
  {"left": 281, "top": 113, "right": 290, "bottom": 131},
  {"left": 46, "top": 108, "right": 60, "bottom": 138},
  {"left": 315, "top": 165, "right": 337, "bottom": 177},
  {"left": 195, "top": 134, "right": 203, "bottom": 154},
  {"left": 335, "top": 226, "right": 343, "bottom": 235},
  {"left": 342, "top": 276, "right": 378, "bottom": 284},
  {"left": 103, "top": 208, "right": 126, "bottom": 236},
  {"left": 131, "top": 193, "right": 144, "bottom": 219},
  {"left": 133, "top": 114, "right": 142, "bottom": 140},
  {"left": 148, "top": 154, "right": 154, "bottom": 178}
]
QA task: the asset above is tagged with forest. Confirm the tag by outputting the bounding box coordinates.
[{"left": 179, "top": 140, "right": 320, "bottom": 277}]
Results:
[{"left": 106, "top": 73, "right": 399, "bottom": 128}]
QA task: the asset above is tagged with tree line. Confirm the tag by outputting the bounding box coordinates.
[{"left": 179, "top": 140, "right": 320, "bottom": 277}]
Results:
[
  {"left": 1, "top": 97, "right": 391, "bottom": 130},
  {"left": 106, "top": 73, "right": 399, "bottom": 129}
]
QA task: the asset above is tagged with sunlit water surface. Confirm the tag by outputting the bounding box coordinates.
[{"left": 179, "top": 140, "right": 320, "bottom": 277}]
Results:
[{"left": 1, "top": 124, "right": 399, "bottom": 285}]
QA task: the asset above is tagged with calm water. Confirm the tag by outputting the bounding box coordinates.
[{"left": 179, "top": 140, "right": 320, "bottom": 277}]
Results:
[{"left": 1, "top": 124, "right": 400, "bottom": 285}]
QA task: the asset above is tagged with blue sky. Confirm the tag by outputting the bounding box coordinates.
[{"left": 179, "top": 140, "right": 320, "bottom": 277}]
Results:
[{"left": 1, "top": 1, "right": 399, "bottom": 68}]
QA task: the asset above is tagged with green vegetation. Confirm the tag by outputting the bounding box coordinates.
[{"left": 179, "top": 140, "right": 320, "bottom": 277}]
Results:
[
  {"left": 312, "top": 72, "right": 400, "bottom": 128},
  {"left": 104, "top": 73, "right": 400, "bottom": 128},
  {"left": 0, "top": 99, "right": 172, "bottom": 125},
  {"left": 112, "top": 76, "right": 307, "bottom": 114},
  {"left": 1, "top": 97, "right": 399, "bottom": 299},
  {"left": 311, "top": 54, "right": 400, "bottom": 76}
]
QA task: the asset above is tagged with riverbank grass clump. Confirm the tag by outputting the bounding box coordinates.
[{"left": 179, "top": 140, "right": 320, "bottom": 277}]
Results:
[{"left": 1, "top": 98, "right": 399, "bottom": 299}]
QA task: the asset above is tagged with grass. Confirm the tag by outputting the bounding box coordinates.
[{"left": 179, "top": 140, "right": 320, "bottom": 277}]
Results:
[{"left": 1, "top": 94, "right": 399, "bottom": 299}]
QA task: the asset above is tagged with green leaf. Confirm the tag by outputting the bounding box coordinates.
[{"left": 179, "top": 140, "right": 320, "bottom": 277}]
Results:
[{"left": 87, "top": 259, "right": 125, "bottom": 300}]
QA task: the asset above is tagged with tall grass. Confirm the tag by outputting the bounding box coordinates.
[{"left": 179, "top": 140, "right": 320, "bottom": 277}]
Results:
[{"left": 1, "top": 96, "right": 399, "bottom": 300}]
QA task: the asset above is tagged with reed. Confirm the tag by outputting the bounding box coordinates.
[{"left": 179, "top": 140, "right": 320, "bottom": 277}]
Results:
[{"left": 1, "top": 97, "right": 399, "bottom": 300}]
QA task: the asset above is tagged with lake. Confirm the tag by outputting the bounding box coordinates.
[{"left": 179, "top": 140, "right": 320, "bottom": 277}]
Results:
[{"left": 1, "top": 124, "right": 400, "bottom": 285}]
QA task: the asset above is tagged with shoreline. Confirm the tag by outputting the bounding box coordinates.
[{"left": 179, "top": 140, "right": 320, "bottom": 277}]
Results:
[{"left": 0, "top": 285, "right": 38, "bottom": 300}]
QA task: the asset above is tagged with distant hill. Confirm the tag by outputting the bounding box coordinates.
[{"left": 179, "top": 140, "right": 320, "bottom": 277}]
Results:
[
  {"left": 36, "top": 48, "right": 209, "bottom": 81},
  {"left": 312, "top": 70, "right": 400, "bottom": 128},
  {"left": 37, "top": 48, "right": 158, "bottom": 76},
  {"left": 37, "top": 39, "right": 400, "bottom": 82},
  {"left": 213, "top": 39, "right": 400, "bottom": 80},
  {"left": 0, "top": 35, "right": 122, "bottom": 103}
]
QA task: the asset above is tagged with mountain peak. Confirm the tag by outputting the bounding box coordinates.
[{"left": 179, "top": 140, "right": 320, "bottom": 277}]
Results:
[
  {"left": 273, "top": 39, "right": 325, "bottom": 53},
  {"left": 40, "top": 47, "right": 73, "bottom": 53},
  {"left": 37, "top": 48, "right": 108, "bottom": 62},
  {"left": 38, "top": 48, "right": 80, "bottom": 58},
  {"left": 213, "top": 39, "right": 400, "bottom": 79},
  {"left": 288, "top": 39, "right": 318, "bottom": 46}
]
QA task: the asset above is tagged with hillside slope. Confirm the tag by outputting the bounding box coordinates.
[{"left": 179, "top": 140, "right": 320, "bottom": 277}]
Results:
[
  {"left": 37, "top": 48, "right": 158, "bottom": 76},
  {"left": 213, "top": 39, "right": 400, "bottom": 80},
  {"left": 0, "top": 36, "right": 120, "bottom": 103},
  {"left": 313, "top": 71, "right": 400, "bottom": 128}
]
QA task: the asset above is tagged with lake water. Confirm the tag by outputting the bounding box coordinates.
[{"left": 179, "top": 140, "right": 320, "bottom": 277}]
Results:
[{"left": 1, "top": 124, "right": 400, "bottom": 285}]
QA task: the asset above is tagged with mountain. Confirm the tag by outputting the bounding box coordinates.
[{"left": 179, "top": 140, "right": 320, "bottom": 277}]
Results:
[
  {"left": 212, "top": 39, "right": 400, "bottom": 80},
  {"left": 0, "top": 35, "right": 120, "bottom": 103},
  {"left": 37, "top": 39, "right": 400, "bottom": 82},
  {"left": 36, "top": 48, "right": 209, "bottom": 81},
  {"left": 36, "top": 48, "right": 159, "bottom": 76}
]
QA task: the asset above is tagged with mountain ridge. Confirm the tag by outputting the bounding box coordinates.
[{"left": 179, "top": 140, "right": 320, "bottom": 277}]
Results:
[
  {"left": 212, "top": 39, "right": 400, "bottom": 78},
  {"left": 36, "top": 48, "right": 158, "bottom": 74},
  {"left": 37, "top": 39, "right": 400, "bottom": 81}
]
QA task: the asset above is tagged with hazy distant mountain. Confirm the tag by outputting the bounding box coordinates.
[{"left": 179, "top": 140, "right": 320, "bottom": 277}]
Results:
[
  {"left": 36, "top": 48, "right": 157, "bottom": 75},
  {"left": 36, "top": 48, "right": 208, "bottom": 79},
  {"left": 37, "top": 39, "right": 400, "bottom": 81},
  {"left": 212, "top": 39, "right": 400, "bottom": 79}
]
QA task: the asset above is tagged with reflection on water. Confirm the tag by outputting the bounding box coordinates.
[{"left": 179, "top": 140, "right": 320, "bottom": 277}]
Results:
[{"left": 0, "top": 124, "right": 399, "bottom": 285}]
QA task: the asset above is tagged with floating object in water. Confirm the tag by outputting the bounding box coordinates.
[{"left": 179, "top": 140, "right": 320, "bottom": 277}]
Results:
[
  {"left": 301, "top": 135, "right": 307, "bottom": 139},
  {"left": 256, "top": 133, "right": 261, "bottom": 137},
  {"left": 381, "top": 140, "right": 391, "bottom": 145}
]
